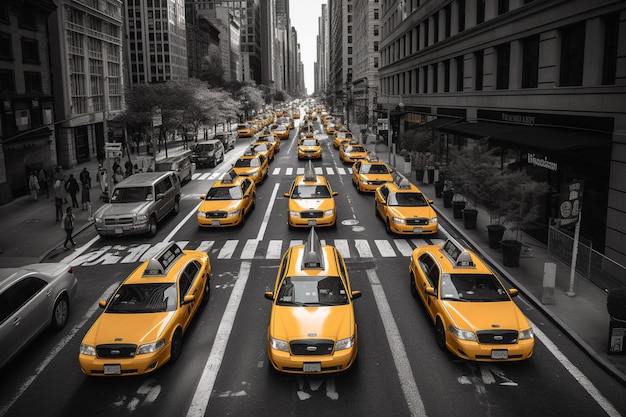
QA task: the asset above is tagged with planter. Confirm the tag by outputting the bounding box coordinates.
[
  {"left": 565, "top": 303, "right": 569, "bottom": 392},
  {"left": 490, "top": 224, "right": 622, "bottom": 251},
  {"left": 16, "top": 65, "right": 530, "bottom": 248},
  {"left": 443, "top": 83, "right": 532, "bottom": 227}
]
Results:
[
  {"left": 486, "top": 224, "right": 506, "bottom": 249},
  {"left": 442, "top": 190, "right": 454, "bottom": 208},
  {"left": 501, "top": 239, "right": 522, "bottom": 267},
  {"left": 608, "top": 318, "right": 626, "bottom": 355},
  {"left": 434, "top": 181, "right": 444, "bottom": 198},
  {"left": 463, "top": 209, "right": 478, "bottom": 229},
  {"left": 452, "top": 200, "right": 466, "bottom": 219}
]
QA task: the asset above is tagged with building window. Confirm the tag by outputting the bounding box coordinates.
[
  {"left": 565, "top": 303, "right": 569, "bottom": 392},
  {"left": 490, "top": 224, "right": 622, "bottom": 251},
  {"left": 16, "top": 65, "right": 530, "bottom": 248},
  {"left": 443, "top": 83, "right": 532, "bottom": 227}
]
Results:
[
  {"left": 422, "top": 66, "right": 428, "bottom": 93},
  {"left": 423, "top": 18, "right": 429, "bottom": 47},
  {"left": 476, "top": 0, "right": 485, "bottom": 25},
  {"left": 458, "top": 0, "right": 466, "bottom": 32},
  {"left": 444, "top": 4, "right": 451, "bottom": 38},
  {"left": 602, "top": 13, "right": 619, "bottom": 85},
  {"left": 433, "top": 13, "right": 439, "bottom": 43},
  {"left": 374, "top": 9, "right": 379, "bottom": 19},
  {"left": 21, "top": 38, "right": 40, "bottom": 64},
  {"left": 0, "top": 69, "right": 14, "bottom": 92},
  {"left": 374, "top": 41, "right": 379, "bottom": 51},
  {"left": 498, "top": 0, "right": 509, "bottom": 15},
  {"left": 0, "top": 32, "right": 12, "bottom": 60},
  {"left": 474, "top": 50, "right": 484, "bottom": 90},
  {"left": 432, "top": 64, "right": 438, "bottom": 93},
  {"left": 18, "top": 4, "right": 37, "bottom": 30},
  {"left": 559, "top": 22, "right": 585, "bottom": 87},
  {"left": 24, "top": 71, "right": 42, "bottom": 92},
  {"left": 456, "top": 55, "right": 464, "bottom": 91},
  {"left": 374, "top": 25, "right": 379, "bottom": 36},
  {"left": 496, "top": 43, "right": 510, "bottom": 90},
  {"left": 522, "top": 35, "right": 539, "bottom": 88},
  {"left": 0, "top": 3, "right": 9, "bottom": 23}
]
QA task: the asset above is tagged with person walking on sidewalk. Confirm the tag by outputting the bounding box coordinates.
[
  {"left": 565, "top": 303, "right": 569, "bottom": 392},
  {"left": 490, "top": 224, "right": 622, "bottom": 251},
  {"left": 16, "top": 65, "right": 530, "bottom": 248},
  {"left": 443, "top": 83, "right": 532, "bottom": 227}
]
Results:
[
  {"left": 79, "top": 167, "right": 92, "bottom": 210},
  {"left": 54, "top": 166, "right": 67, "bottom": 204},
  {"left": 28, "top": 170, "right": 40, "bottom": 201},
  {"left": 38, "top": 167, "right": 49, "bottom": 198},
  {"left": 65, "top": 174, "right": 80, "bottom": 209},
  {"left": 61, "top": 207, "right": 76, "bottom": 249},
  {"left": 53, "top": 177, "right": 64, "bottom": 221}
]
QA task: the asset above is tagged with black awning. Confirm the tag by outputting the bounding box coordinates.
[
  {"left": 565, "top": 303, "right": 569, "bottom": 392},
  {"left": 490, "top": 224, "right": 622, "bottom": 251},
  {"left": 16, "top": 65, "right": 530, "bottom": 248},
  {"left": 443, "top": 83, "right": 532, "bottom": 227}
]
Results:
[
  {"left": 440, "top": 121, "right": 511, "bottom": 139},
  {"left": 424, "top": 117, "right": 463, "bottom": 129},
  {"left": 490, "top": 126, "right": 612, "bottom": 153}
]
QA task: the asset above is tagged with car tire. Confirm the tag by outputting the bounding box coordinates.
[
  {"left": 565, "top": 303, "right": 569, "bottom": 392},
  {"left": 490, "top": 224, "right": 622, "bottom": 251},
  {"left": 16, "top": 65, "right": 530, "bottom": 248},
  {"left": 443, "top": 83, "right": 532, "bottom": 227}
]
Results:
[
  {"left": 148, "top": 216, "right": 158, "bottom": 237},
  {"left": 173, "top": 198, "right": 180, "bottom": 215},
  {"left": 385, "top": 217, "right": 393, "bottom": 235},
  {"left": 170, "top": 328, "right": 183, "bottom": 363},
  {"left": 239, "top": 210, "right": 246, "bottom": 227},
  {"left": 203, "top": 279, "right": 211, "bottom": 303},
  {"left": 251, "top": 193, "right": 256, "bottom": 210},
  {"left": 410, "top": 273, "right": 418, "bottom": 299},
  {"left": 51, "top": 295, "right": 70, "bottom": 330},
  {"left": 435, "top": 318, "right": 446, "bottom": 351}
]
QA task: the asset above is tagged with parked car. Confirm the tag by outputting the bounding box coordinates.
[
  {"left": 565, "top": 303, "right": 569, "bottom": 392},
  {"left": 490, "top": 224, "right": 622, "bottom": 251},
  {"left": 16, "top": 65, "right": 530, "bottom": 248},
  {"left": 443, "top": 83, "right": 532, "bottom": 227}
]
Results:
[
  {"left": 154, "top": 150, "right": 195, "bottom": 183},
  {"left": 0, "top": 262, "right": 77, "bottom": 369},
  {"left": 79, "top": 242, "right": 211, "bottom": 376},
  {"left": 92, "top": 172, "right": 181, "bottom": 237},
  {"left": 214, "top": 132, "right": 236, "bottom": 152},
  {"left": 191, "top": 139, "right": 225, "bottom": 167}
]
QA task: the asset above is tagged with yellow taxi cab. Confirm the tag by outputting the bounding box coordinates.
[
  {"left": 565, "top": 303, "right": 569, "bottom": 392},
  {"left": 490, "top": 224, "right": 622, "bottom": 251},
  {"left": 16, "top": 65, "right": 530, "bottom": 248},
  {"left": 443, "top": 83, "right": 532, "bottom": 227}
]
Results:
[
  {"left": 264, "top": 227, "right": 361, "bottom": 374},
  {"left": 297, "top": 134, "right": 322, "bottom": 160},
  {"left": 247, "top": 120, "right": 262, "bottom": 134},
  {"left": 351, "top": 153, "right": 394, "bottom": 192},
  {"left": 232, "top": 146, "right": 269, "bottom": 184},
  {"left": 339, "top": 141, "right": 368, "bottom": 164},
  {"left": 333, "top": 130, "right": 354, "bottom": 149},
  {"left": 292, "top": 110, "right": 300, "bottom": 119},
  {"left": 252, "top": 141, "right": 275, "bottom": 162},
  {"left": 284, "top": 161, "right": 338, "bottom": 228},
  {"left": 78, "top": 242, "right": 211, "bottom": 376},
  {"left": 197, "top": 170, "right": 256, "bottom": 228},
  {"left": 256, "top": 130, "right": 280, "bottom": 154},
  {"left": 237, "top": 123, "right": 254, "bottom": 138},
  {"left": 409, "top": 237, "right": 534, "bottom": 361},
  {"left": 374, "top": 173, "right": 438, "bottom": 235},
  {"left": 325, "top": 122, "right": 336, "bottom": 135},
  {"left": 270, "top": 123, "right": 290, "bottom": 140}
]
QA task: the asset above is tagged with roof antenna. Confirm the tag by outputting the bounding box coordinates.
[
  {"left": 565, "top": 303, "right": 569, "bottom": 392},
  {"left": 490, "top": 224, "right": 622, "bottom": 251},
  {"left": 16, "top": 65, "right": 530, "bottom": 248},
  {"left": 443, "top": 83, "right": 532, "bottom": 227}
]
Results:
[
  {"left": 302, "top": 227, "right": 324, "bottom": 269},
  {"left": 303, "top": 160, "right": 316, "bottom": 181}
]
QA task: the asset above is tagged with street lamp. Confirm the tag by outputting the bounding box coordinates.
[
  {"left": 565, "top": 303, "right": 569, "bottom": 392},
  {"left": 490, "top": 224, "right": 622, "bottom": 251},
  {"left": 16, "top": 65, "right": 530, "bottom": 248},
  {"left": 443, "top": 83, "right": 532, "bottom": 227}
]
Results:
[{"left": 387, "top": 96, "right": 404, "bottom": 166}]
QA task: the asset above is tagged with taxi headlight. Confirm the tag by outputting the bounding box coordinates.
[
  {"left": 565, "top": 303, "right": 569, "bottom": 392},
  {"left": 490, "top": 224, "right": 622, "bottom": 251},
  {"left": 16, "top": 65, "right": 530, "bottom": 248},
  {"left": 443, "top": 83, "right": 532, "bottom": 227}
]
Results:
[
  {"left": 392, "top": 216, "right": 406, "bottom": 224},
  {"left": 227, "top": 209, "right": 241, "bottom": 217},
  {"left": 197, "top": 211, "right": 206, "bottom": 218},
  {"left": 448, "top": 325, "right": 476, "bottom": 341},
  {"left": 335, "top": 336, "right": 354, "bottom": 351},
  {"left": 269, "top": 337, "right": 289, "bottom": 352},
  {"left": 79, "top": 343, "right": 96, "bottom": 356},
  {"left": 289, "top": 210, "right": 301, "bottom": 217},
  {"left": 137, "top": 339, "right": 166, "bottom": 355},
  {"left": 519, "top": 328, "right": 534, "bottom": 340},
  {"left": 324, "top": 209, "right": 334, "bottom": 216},
  {"left": 430, "top": 217, "right": 438, "bottom": 224},
  {"left": 250, "top": 171, "right": 260, "bottom": 177}
]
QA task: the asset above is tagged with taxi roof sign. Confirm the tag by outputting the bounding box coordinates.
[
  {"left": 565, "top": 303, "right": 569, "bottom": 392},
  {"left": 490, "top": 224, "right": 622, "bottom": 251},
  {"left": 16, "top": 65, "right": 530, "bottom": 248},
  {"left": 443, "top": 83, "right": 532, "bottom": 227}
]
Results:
[
  {"left": 441, "top": 237, "right": 475, "bottom": 268},
  {"left": 303, "top": 160, "right": 317, "bottom": 182},
  {"left": 392, "top": 171, "right": 412, "bottom": 189},
  {"left": 143, "top": 242, "right": 184, "bottom": 277},
  {"left": 301, "top": 227, "right": 325, "bottom": 270},
  {"left": 220, "top": 169, "right": 238, "bottom": 183}
]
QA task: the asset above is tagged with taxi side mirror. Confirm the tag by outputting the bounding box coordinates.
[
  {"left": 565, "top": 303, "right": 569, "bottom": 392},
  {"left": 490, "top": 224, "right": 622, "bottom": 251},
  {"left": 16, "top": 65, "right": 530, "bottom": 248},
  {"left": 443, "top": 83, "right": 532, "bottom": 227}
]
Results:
[
  {"left": 425, "top": 286, "right": 436, "bottom": 296},
  {"left": 428, "top": 199, "right": 434, "bottom": 204},
  {"left": 509, "top": 288, "right": 519, "bottom": 298},
  {"left": 264, "top": 291, "right": 274, "bottom": 301},
  {"left": 183, "top": 294, "right": 195, "bottom": 305},
  {"left": 284, "top": 192, "right": 290, "bottom": 198},
  {"left": 351, "top": 290, "right": 362, "bottom": 300},
  {"left": 333, "top": 191, "right": 339, "bottom": 196},
  {"left": 200, "top": 195, "right": 206, "bottom": 200},
  {"left": 98, "top": 300, "right": 107, "bottom": 309}
]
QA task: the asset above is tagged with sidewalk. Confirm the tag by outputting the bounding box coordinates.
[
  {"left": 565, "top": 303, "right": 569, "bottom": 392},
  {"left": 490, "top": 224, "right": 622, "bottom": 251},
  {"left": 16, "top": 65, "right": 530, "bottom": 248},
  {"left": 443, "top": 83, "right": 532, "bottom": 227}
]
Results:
[{"left": 360, "top": 132, "right": 626, "bottom": 385}]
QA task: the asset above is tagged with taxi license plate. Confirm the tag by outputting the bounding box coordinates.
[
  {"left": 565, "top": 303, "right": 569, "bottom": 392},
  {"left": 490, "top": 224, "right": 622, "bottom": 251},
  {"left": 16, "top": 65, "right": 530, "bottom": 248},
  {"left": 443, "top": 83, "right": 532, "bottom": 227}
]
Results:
[
  {"left": 308, "top": 220, "right": 317, "bottom": 226},
  {"left": 115, "top": 228, "right": 123, "bottom": 235},
  {"left": 413, "top": 227, "right": 422, "bottom": 234},
  {"left": 303, "top": 362, "right": 321, "bottom": 372},
  {"left": 491, "top": 349, "right": 508, "bottom": 360},
  {"left": 212, "top": 220, "right": 220, "bottom": 226},
  {"left": 103, "top": 364, "right": 121, "bottom": 375}
]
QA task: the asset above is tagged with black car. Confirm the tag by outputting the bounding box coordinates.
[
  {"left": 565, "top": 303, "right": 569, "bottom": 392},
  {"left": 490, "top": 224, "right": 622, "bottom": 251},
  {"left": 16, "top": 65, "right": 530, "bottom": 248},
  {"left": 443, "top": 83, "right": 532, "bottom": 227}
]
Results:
[
  {"left": 214, "top": 132, "right": 236, "bottom": 152},
  {"left": 191, "top": 139, "right": 225, "bottom": 167}
]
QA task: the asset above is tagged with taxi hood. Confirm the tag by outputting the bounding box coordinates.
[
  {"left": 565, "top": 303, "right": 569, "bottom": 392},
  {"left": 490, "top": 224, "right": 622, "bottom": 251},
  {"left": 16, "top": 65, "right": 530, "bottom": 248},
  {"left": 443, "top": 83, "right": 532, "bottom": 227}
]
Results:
[
  {"left": 270, "top": 305, "right": 355, "bottom": 341},
  {"left": 84, "top": 312, "right": 174, "bottom": 345},
  {"left": 443, "top": 301, "right": 529, "bottom": 331}
]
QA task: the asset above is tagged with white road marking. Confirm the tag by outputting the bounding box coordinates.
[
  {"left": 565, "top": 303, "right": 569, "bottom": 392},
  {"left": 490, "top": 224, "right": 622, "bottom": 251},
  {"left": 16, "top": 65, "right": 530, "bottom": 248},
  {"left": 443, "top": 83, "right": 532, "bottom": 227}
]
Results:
[
  {"left": 394, "top": 239, "right": 413, "bottom": 257},
  {"left": 195, "top": 240, "right": 215, "bottom": 254},
  {"left": 266, "top": 240, "right": 283, "bottom": 259},
  {"left": 375, "top": 239, "right": 396, "bottom": 257},
  {"left": 186, "top": 262, "right": 251, "bottom": 417},
  {"left": 354, "top": 239, "right": 373, "bottom": 258},
  {"left": 255, "top": 183, "right": 280, "bottom": 241},
  {"left": 334, "top": 239, "right": 351, "bottom": 259},
  {"left": 218, "top": 240, "right": 238, "bottom": 259},
  {"left": 240, "top": 239, "right": 258, "bottom": 259},
  {"left": 366, "top": 269, "right": 426, "bottom": 417}
]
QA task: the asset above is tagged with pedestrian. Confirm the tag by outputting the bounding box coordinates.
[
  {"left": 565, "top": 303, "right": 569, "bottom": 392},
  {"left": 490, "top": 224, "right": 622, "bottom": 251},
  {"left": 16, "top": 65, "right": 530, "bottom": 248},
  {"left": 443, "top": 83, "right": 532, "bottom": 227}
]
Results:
[
  {"left": 80, "top": 168, "right": 91, "bottom": 210},
  {"left": 38, "top": 167, "right": 49, "bottom": 198},
  {"left": 28, "top": 170, "right": 40, "bottom": 201},
  {"left": 64, "top": 173, "right": 80, "bottom": 209},
  {"left": 124, "top": 159, "right": 133, "bottom": 178},
  {"left": 54, "top": 166, "right": 67, "bottom": 203},
  {"left": 53, "top": 178, "right": 64, "bottom": 221},
  {"left": 96, "top": 164, "right": 108, "bottom": 201},
  {"left": 61, "top": 206, "right": 76, "bottom": 249}
]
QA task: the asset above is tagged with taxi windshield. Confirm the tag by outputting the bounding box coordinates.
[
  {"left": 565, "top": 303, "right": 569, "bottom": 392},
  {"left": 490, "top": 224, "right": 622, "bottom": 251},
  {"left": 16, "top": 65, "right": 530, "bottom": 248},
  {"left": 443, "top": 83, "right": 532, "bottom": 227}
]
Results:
[
  {"left": 361, "top": 164, "right": 389, "bottom": 174},
  {"left": 206, "top": 186, "right": 242, "bottom": 200},
  {"left": 111, "top": 186, "right": 153, "bottom": 203},
  {"left": 346, "top": 146, "right": 365, "bottom": 153},
  {"left": 292, "top": 184, "right": 331, "bottom": 199},
  {"left": 106, "top": 283, "right": 177, "bottom": 313},
  {"left": 388, "top": 192, "right": 428, "bottom": 207},
  {"left": 300, "top": 139, "right": 319, "bottom": 146},
  {"left": 439, "top": 274, "right": 510, "bottom": 302},
  {"left": 234, "top": 158, "right": 260, "bottom": 168},
  {"left": 277, "top": 276, "right": 348, "bottom": 306}
]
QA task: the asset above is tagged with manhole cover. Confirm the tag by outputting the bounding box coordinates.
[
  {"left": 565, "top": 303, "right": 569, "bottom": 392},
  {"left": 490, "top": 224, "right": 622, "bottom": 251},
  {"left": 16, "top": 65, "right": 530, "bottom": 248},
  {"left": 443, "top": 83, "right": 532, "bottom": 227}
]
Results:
[
  {"left": 342, "top": 219, "right": 359, "bottom": 226},
  {"left": 352, "top": 225, "right": 366, "bottom": 232},
  {"left": 23, "top": 219, "right": 41, "bottom": 224}
]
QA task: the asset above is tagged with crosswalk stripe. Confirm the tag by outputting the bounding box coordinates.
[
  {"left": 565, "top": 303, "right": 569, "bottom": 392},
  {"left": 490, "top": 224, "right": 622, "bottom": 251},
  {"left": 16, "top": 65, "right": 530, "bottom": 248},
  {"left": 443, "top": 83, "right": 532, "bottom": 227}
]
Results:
[
  {"left": 325, "top": 167, "right": 334, "bottom": 175},
  {"left": 272, "top": 167, "right": 281, "bottom": 175},
  {"left": 196, "top": 240, "right": 215, "bottom": 254},
  {"left": 296, "top": 167, "right": 304, "bottom": 175},
  {"left": 375, "top": 240, "right": 396, "bottom": 257},
  {"left": 354, "top": 239, "right": 373, "bottom": 258},
  {"left": 190, "top": 166, "right": 356, "bottom": 181},
  {"left": 241, "top": 239, "right": 259, "bottom": 259},
  {"left": 334, "top": 239, "right": 351, "bottom": 259},
  {"left": 315, "top": 167, "right": 323, "bottom": 174},
  {"left": 285, "top": 167, "right": 293, "bottom": 176},
  {"left": 394, "top": 239, "right": 413, "bottom": 257},
  {"left": 266, "top": 240, "right": 283, "bottom": 259},
  {"left": 217, "top": 240, "right": 238, "bottom": 259},
  {"left": 337, "top": 167, "right": 347, "bottom": 175},
  {"left": 289, "top": 239, "right": 303, "bottom": 248}
]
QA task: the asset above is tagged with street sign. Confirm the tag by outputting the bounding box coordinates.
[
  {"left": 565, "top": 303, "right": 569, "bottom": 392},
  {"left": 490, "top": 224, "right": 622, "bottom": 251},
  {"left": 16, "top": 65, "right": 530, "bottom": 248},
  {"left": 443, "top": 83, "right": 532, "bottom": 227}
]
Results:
[
  {"left": 377, "top": 118, "right": 388, "bottom": 130},
  {"left": 105, "top": 142, "right": 122, "bottom": 158}
]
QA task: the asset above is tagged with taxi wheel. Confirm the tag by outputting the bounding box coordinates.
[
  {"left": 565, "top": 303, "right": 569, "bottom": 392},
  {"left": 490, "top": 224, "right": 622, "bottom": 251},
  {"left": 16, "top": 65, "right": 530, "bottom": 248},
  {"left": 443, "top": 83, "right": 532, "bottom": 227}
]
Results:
[
  {"left": 435, "top": 318, "right": 446, "bottom": 351},
  {"left": 385, "top": 218, "right": 393, "bottom": 235},
  {"left": 148, "top": 216, "right": 158, "bottom": 237},
  {"left": 51, "top": 295, "right": 70, "bottom": 330},
  {"left": 170, "top": 328, "right": 183, "bottom": 363},
  {"left": 410, "top": 273, "right": 418, "bottom": 299},
  {"left": 203, "top": 280, "right": 211, "bottom": 302},
  {"left": 251, "top": 194, "right": 256, "bottom": 210},
  {"left": 239, "top": 210, "right": 246, "bottom": 227},
  {"left": 173, "top": 198, "right": 180, "bottom": 214}
]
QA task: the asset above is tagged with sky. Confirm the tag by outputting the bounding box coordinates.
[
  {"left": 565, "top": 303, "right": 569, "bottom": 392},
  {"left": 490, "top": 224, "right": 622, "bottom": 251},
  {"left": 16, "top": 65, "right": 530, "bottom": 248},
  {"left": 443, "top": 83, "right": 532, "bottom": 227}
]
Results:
[{"left": 289, "top": 0, "right": 326, "bottom": 95}]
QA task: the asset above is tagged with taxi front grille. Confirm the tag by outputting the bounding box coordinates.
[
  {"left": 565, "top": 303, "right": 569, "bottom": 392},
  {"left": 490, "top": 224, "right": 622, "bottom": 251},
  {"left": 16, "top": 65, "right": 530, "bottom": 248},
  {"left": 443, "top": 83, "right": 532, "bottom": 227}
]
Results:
[
  {"left": 301, "top": 210, "right": 323, "bottom": 219},
  {"left": 205, "top": 211, "right": 227, "bottom": 218},
  {"left": 96, "top": 344, "right": 137, "bottom": 358},
  {"left": 290, "top": 339, "right": 334, "bottom": 355},
  {"left": 406, "top": 218, "right": 429, "bottom": 226},
  {"left": 367, "top": 180, "right": 387, "bottom": 185},
  {"left": 104, "top": 217, "right": 134, "bottom": 226},
  {"left": 476, "top": 330, "right": 518, "bottom": 344}
]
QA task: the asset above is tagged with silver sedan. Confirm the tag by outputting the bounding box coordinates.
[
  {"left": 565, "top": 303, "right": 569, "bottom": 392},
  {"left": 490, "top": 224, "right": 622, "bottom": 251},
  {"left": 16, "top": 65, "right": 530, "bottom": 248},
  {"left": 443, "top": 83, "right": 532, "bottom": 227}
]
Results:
[{"left": 0, "top": 263, "right": 78, "bottom": 369}]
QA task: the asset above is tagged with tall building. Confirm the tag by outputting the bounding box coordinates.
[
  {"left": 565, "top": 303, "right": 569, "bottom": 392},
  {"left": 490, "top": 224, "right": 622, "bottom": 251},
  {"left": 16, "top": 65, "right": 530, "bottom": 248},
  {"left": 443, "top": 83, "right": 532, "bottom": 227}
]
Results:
[
  {"left": 328, "top": 0, "right": 354, "bottom": 119},
  {"left": 0, "top": 0, "right": 57, "bottom": 201},
  {"left": 49, "top": 0, "right": 125, "bottom": 168},
  {"left": 125, "top": 0, "right": 188, "bottom": 87},
  {"left": 240, "top": 0, "right": 262, "bottom": 85},
  {"left": 315, "top": 3, "right": 329, "bottom": 97},
  {"left": 185, "top": 0, "right": 221, "bottom": 80},
  {"left": 377, "top": 0, "right": 626, "bottom": 264}
]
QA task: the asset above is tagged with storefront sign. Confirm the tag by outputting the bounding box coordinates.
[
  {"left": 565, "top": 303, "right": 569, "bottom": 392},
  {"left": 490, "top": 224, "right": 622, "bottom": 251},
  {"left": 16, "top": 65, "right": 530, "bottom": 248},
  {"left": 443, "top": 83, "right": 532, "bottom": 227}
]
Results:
[
  {"left": 558, "top": 181, "right": 583, "bottom": 227},
  {"left": 528, "top": 153, "right": 558, "bottom": 171}
]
